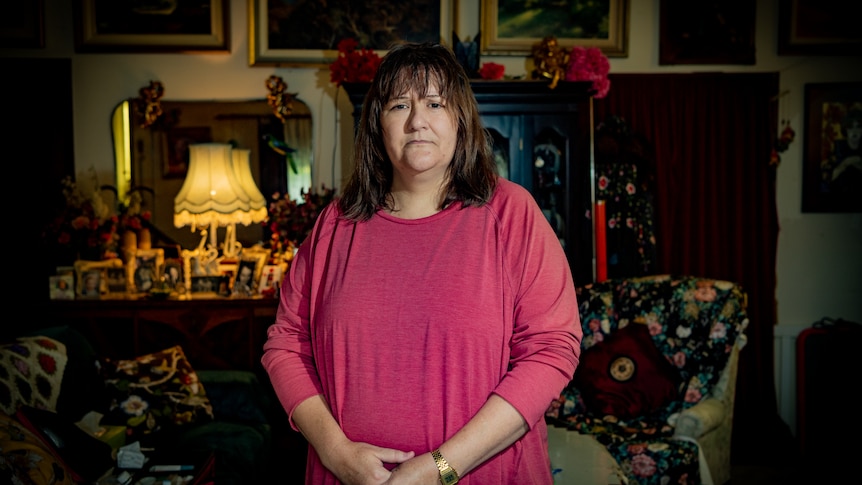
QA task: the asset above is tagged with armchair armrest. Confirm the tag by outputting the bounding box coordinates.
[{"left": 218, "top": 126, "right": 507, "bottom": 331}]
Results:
[
  {"left": 673, "top": 335, "right": 745, "bottom": 440},
  {"left": 673, "top": 397, "right": 725, "bottom": 438}
]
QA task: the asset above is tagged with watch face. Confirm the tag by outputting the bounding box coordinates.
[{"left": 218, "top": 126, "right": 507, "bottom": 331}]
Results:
[{"left": 441, "top": 470, "right": 459, "bottom": 484}]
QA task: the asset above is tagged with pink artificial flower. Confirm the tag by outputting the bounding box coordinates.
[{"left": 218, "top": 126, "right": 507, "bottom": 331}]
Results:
[{"left": 565, "top": 46, "right": 611, "bottom": 98}]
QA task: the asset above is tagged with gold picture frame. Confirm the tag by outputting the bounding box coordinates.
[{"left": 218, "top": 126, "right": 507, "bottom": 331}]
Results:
[
  {"left": 778, "top": 0, "right": 861, "bottom": 56},
  {"left": 74, "top": 258, "right": 124, "bottom": 298},
  {"left": 129, "top": 249, "right": 165, "bottom": 294},
  {"left": 248, "top": 0, "right": 454, "bottom": 67},
  {"left": 74, "top": 0, "right": 229, "bottom": 53},
  {"left": 240, "top": 246, "right": 271, "bottom": 284},
  {"left": 480, "top": 0, "right": 629, "bottom": 57}
]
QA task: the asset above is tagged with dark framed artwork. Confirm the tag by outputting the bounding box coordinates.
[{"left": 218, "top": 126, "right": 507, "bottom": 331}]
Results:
[
  {"left": 801, "top": 82, "right": 862, "bottom": 213},
  {"left": 0, "top": 0, "right": 45, "bottom": 48},
  {"left": 481, "top": 0, "right": 629, "bottom": 57},
  {"left": 778, "top": 0, "right": 862, "bottom": 56},
  {"left": 163, "top": 126, "right": 212, "bottom": 178},
  {"left": 659, "top": 0, "right": 755, "bottom": 65},
  {"left": 249, "top": 0, "right": 453, "bottom": 66},
  {"left": 74, "top": 0, "right": 229, "bottom": 53}
]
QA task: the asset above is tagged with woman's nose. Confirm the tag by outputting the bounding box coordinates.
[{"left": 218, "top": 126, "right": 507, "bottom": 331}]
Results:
[{"left": 407, "top": 106, "right": 428, "bottom": 131}]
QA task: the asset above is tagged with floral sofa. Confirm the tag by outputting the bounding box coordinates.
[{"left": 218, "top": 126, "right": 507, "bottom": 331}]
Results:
[
  {"left": 546, "top": 275, "right": 748, "bottom": 485},
  {"left": 0, "top": 325, "right": 276, "bottom": 484}
]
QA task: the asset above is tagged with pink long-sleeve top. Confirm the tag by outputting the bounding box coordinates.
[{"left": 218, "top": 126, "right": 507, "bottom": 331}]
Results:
[{"left": 262, "top": 178, "right": 581, "bottom": 484}]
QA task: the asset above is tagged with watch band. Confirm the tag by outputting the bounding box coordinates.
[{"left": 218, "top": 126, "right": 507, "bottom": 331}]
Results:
[{"left": 432, "top": 449, "right": 460, "bottom": 484}]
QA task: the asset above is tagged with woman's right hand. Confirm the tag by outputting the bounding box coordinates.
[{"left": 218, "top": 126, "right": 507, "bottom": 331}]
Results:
[{"left": 321, "top": 439, "right": 415, "bottom": 485}]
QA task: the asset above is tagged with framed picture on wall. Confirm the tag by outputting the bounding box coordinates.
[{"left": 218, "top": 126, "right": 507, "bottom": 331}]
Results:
[
  {"left": 801, "top": 82, "right": 862, "bottom": 213},
  {"left": 480, "top": 0, "right": 629, "bottom": 57},
  {"left": 0, "top": 0, "right": 45, "bottom": 48},
  {"left": 778, "top": 0, "right": 862, "bottom": 56},
  {"left": 249, "top": 0, "right": 453, "bottom": 66},
  {"left": 659, "top": 0, "right": 755, "bottom": 65},
  {"left": 74, "top": 0, "right": 229, "bottom": 53}
]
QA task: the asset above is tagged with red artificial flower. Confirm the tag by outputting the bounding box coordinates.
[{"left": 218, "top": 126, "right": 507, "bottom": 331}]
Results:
[
  {"left": 478, "top": 62, "right": 505, "bottom": 80},
  {"left": 329, "top": 38, "right": 382, "bottom": 87}
]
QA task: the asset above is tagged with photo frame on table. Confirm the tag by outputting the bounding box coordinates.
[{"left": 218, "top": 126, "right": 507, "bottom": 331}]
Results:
[
  {"left": 248, "top": 0, "right": 453, "bottom": 66},
  {"left": 163, "top": 258, "right": 184, "bottom": 291},
  {"left": 129, "top": 249, "right": 165, "bottom": 294},
  {"left": 480, "top": 0, "right": 628, "bottom": 57},
  {"left": 240, "top": 246, "right": 271, "bottom": 284},
  {"left": 74, "top": 258, "right": 124, "bottom": 298},
  {"left": 658, "top": 0, "right": 755, "bottom": 65},
  {"left": 258, "top": 264, "right": 283, "bottom": 296},
  {"left": 777, "top": 0, "right": 861, "bottom": 56},
  {"left": 190, "top": 275, "right": 230, "bottom": 296},
  {"left": 801, "top": 82, "right": 862, "bottom": 213},
  {"left": 0, "top": 1, "right": 45, "bottom": 48},
  {"left": 73, "top": 0, "right": 229, "bottom": 53}
]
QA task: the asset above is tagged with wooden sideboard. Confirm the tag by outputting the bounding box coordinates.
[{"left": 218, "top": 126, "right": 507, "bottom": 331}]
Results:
[{"left": 38, "top": 296, "right": 279, "bottom": 373}]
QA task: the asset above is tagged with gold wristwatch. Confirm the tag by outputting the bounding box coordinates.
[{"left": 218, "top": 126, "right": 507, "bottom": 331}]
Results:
[{"left": 432, "top": 449, "right": 460, "bottom": 484}]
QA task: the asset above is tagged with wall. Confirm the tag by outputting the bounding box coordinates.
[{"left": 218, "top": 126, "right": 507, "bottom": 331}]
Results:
[{"left": 4, "top": 0, "right": 861, "bottom": 428}]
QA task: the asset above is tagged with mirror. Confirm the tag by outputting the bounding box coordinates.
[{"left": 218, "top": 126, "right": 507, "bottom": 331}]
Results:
[{"left": 113, "top": 89, "right": 313, "bottom": 251}]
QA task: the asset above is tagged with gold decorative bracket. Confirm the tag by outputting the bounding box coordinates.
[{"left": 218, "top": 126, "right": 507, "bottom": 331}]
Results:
[
  {"left": 133, "top": 80, "right": 165, "bottom": 128},
  {"left": 266, "top": 75, "right": 295, "bottom": 122}
]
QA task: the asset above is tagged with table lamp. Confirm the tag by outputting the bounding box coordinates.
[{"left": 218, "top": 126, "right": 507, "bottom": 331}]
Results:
[{"left": 174, "top": 143, "right": 266, "bottom": 263}]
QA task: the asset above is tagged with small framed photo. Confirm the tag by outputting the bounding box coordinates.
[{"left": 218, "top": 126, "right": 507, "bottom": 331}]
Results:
[
  {"left": 233, "top": 259, "right": 258, "bottom": 296},
  {"left": 191, "top": 275, "right": 230, "bottom": 296},
  {"left": 74, "top": 258, "right": 124, "bottom": 298},
  {"left": 240, "top": 246, "right": 271, "bottom": 284},
  {"left": 163, "top": 258, "right": 184, "bottom": 290},
  {"left": 258, "top": 264, "right": 284, "bottom": 297},
  {"left": 49, "top": 274, "right": 75, "bottom": 300},
  {"left": 129, "top": 249, "right": 165, "bottom": 293},
  {"left": 801, "top": 82, "right": 862, "bottom": 213},
  {"left": 105, "top": 266, "right": 129, "bottom": 294}
]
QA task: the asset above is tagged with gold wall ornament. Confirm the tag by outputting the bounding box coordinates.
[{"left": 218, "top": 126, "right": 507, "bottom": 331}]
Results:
[
  {"left": 133, "top": 80, "right": 165, "bottom": 128},
  {"left": 266, "top": 75, "right": 295, "bottom": 122},
  {"left": 531, "top": 36, "right": 569, "bottom": 89}
]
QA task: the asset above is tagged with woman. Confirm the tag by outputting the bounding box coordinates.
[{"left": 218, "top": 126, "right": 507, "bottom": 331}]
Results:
[{"left": 262, "top": 42, "right": 581, "bottom": 484}]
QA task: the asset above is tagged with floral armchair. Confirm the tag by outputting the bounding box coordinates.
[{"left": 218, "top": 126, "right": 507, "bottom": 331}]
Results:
[{"left": 546, "top": 275, "right": 748, "bottom": 485}]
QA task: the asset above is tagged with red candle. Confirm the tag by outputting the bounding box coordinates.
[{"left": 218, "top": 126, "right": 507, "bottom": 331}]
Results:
[{"left": 595, "top": 200, "right": 607, "bottom": 282}]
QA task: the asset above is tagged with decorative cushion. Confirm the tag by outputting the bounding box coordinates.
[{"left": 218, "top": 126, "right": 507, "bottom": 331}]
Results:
[
  {"left": 0, "top": 411, "right": 75, "bottom": 485},
  {"left": 0, "top": 336, "right": 67, "bottom": 415},
  {"left": 573, "top": 323, "right": 681, "bottom": 419},
  {"left": 101, "top": 345, "right": 214, "bottom": 440}
]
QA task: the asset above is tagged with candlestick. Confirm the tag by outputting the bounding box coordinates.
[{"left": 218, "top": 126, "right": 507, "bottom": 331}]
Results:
[{"left": 595, "top": 200, "right": 607, "bottom": 282}]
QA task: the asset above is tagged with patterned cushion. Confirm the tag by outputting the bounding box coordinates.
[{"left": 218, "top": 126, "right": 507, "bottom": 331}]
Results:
[
  {"left": 573, "top": 323, "right": 681, "bottom": 419},
  {"left": 0, "top": 337, "right": 67, "bottom": 415},
  {"left": 101, "top": 346, "right": 214, "bottom": 440},
  {"left": 0, "top": 411, "right": 75, "bottom": 485}
]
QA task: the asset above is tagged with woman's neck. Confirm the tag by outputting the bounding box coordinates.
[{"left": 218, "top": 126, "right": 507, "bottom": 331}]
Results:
[{"left": 387, "top": 181, "right": 445, "bottom": 219}]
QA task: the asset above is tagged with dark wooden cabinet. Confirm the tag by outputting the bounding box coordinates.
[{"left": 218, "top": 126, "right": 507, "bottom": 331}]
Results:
[
  {"left": 39, "top": 297, "right": 279, "bottom": 373},
  {"left": 344, "top": 80, "right": 595, "bottom": 283}
]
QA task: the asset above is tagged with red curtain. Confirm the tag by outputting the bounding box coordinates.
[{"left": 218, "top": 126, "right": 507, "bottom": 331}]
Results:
[{"left": 592, "top": 73, "right": 788, "bottom": 463}]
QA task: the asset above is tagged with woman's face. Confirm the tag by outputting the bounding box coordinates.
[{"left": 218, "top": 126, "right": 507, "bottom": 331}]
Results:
[{"left": 380, "top": 82, "right": 457, "bottom": 184}]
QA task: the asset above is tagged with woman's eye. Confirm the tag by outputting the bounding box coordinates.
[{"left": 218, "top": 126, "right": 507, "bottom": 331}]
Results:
[{"left": 429, "top": 102, "right": 443, "bottom": 109}]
